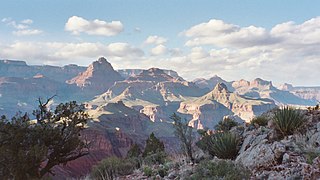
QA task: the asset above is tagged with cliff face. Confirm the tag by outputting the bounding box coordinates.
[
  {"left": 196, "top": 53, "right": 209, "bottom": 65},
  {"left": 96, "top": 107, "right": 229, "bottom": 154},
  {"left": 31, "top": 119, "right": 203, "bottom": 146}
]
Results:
[
  {"left": 232, "top": 78, "right": 316, "bottom": 106},
  {"left": 89, "top": 67, "right": 207, "bottom": 123},
  {"left": 178, "top": 83, "right": 276, "bottom": 129},
  {"left": 67, "top": 57, "right": 124, "bottom": 97},
  {"left": 279, "top": 84, "right": 320, "bottom": 102},
  {"left": 0, "top": 59, "right": 86, "bottom": 82},
  {"left": 118, "top": 69, "right": 182, "bottom": 80},
  {"left": 0, "top": 76, "right": 80, "bottom": 117}
]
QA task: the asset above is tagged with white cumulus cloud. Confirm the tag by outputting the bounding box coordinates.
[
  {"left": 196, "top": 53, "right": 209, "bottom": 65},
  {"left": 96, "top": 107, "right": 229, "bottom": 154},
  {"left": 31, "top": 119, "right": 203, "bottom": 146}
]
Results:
[
  {"left": 1, "top": 17, "right": 43, "bottom": 36},
  {"left": 151, "top": 44, "right": 167, "bottom": 56},
  {"left": 144, "top": 35, "right": 167, "bottom": 45},
  {"left": 65, "top": 16, "right": 123, "bottom": 36}
]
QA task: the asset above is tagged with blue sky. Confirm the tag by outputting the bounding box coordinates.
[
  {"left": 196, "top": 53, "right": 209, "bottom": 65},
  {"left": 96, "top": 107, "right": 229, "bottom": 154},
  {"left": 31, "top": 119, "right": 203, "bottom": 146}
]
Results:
[{"left": 0, "top": 0, "right": 320, "bottom": 86}]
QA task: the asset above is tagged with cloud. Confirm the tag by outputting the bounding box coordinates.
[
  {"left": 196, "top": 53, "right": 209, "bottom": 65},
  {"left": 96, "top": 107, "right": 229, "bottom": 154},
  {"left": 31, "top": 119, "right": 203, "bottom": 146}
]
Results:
[
  {"left": 150, "top": 44, "right": 167, "bottom": 56},
  {"left": 1, "top": 17, "right": 43, "bottom": 36},
  {"left": 144, "top": 35, "right": 167, "bottom": 45},
  {"left": 0, "top": 41, "right": 144, "bottom": 65},
  {"left": 65, "top": 16, "right": 123, "bottom": 36},
  {"left": 13, "top": 29, "right": 43, "bottom": 36},
  {"left": 1, "top": 17, "right": 320, "bottom": 85},
  {"left": 183, "top": 19, "right": 278, "bottom": 47},
  {"left": 21, "top": 19, "right": 33, "bottom": 24}
]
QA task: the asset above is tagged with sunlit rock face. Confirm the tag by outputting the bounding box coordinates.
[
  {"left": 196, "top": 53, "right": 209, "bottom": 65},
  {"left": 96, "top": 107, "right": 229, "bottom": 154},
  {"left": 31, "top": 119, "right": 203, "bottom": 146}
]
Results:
[
  {"left": 279, "top": 83, "right": 320, "bottom": 102},
  {"left": 178, "top": 83, "right": 276, "bottom": 129},
  {"left": 67, "top": 57, "right": 124, "bottom": 96}
]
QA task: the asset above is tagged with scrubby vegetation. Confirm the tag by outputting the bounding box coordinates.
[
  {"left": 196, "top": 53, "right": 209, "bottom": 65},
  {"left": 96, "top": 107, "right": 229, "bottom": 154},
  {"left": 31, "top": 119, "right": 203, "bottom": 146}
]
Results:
[
  {"left": 142, "top": 132, "right": 165, "bottom": 157},
  {"left": 251, "top": 115, "right": 269, "bottom": 127},
  {"left": 197, "top": 132, "right": 239, "bottom": 159},
  {"left": 171, "top": 113, "right": 194, "bottom": 163},
  {"left": 215, "top": 117, "right": 239, "bottom": 132},
  {"left": 91, "top": 157, "right": 135, "bottom": 180},
  {"left": 0, "top": 99, "right": 89, "bottom": 179},
  {"left": 274, "top": 106, "right": 305, "bottom": 136},
  {"left": 190, "top": 159, "right": 251, "bottom": 180}
]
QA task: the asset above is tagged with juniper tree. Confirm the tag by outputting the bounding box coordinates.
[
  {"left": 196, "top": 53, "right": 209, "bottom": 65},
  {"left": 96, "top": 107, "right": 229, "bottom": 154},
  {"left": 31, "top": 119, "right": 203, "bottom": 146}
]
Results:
[
  {"left": 0, "top": 98, "right": 89, "bottom": 179},
  {"left": 171, "top": 113, "right": 194, "bottom": 163}
]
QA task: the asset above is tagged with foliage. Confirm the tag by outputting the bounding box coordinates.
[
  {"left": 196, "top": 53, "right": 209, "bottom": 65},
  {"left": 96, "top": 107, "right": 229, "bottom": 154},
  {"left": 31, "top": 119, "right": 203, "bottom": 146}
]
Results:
[
  {"left": 143, "top": 152, "right": 167, "bottom": 165},
  {"left": 307, "top": 103, "right": 320, "bottom": 111},
  {"left": 294, "top": 132, "right": 320, "bottom": 165},
  {"left": 214, "top": 117, "right": 239, "bottom": 132},
  {"left": 251, "top": 115, "right": 269, "bottom": 127},
  {"left": 91, "top": 157, "right": 135, "bottom": 180},
  {"left": 190, "top": 159, "right": 251, "bottom": 180},
  {"left": 157, "top": 165, "right": 168, "bottom": 178},
  {"left": 0, "top": 99, "right": 89, "bottom": 179},
  {"left": 197, "top": 132, "right": 239, "bottom": 160},
  {"left": 142, "top": 132, "right": 165, "bottom": 157},
  {"left": 143, "top": 166, "right": 154, "bottom": 177},
  {"left": 273, "top": 106, "right": 305, "bottom": 136},
  {"left": 127, "top": 143, "right": 142, "bottom": 158},
  {"left": 171, "top": 113, "right": 194, "bottom": 163}
]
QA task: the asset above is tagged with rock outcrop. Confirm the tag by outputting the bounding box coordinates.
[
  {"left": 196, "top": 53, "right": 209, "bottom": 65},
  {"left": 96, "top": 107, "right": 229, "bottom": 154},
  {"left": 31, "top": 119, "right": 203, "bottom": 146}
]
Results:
[
  {"left": 118, "top": 69, "right": 182, "bottom": 80},
  {"left": 67, "top": 57, "right": 124, "bottom": 97},
  {"left": 279, "top": 83, "right": 320, "bottom": 102},
  {"left": 0, "top": 59, "right": 86, "bottom": 82},
  {"left": 193, "top": 75, "right": 234, "bottom": 90},
  {"left": 235, "top": 110, "right": 320, "bottom": 179},
  {"left": 232, "top": 78, "right": 316, "bottom": 106},
  {"left": 178, "top": 83, "right": 276, "bottom": 129},
  {"left": 89, "top": 68, "right": 207, "bottom": 122}
]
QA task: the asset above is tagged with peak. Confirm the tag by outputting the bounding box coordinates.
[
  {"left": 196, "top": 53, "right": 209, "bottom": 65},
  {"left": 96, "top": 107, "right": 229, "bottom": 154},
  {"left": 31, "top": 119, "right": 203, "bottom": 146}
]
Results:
[
  {"left": 251, "top": 78, "right": 272, "bottom": 87},
  {"left": 97, "top": 57, "right": 108, "bottom": 63},
  {"left": 209, "top": 75, "right": 222, "bottom": 80},
  {"left": 89, "top": 57, "right": 114, "bottom": 71},
  {"left": 147, "top": 68, "right": 164, "bottom": 74},
  {"left": 278, "top": 83, "right": 294, "bottom": 91},
  {"left": 213, "top": 82, "right": 228, "bottom": 93},
  {"left": 127, "top": 67, "right": 175, "bottom": 82}
]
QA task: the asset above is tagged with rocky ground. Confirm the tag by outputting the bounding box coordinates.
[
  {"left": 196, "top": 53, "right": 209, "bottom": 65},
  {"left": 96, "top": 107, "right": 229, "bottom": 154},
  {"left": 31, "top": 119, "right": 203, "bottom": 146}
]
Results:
[{"left": 115, "top": 109, "right": 320, "bottom": 180}]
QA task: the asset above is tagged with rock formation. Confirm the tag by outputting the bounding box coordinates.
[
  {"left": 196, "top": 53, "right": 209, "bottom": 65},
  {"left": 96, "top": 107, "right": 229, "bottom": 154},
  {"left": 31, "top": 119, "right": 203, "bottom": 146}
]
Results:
[
  {"left": 178, "top": 83, "right": 276, "bottom": 129},
  {"left": 67, "top": 57, "right": 124, "bottom": 97}
]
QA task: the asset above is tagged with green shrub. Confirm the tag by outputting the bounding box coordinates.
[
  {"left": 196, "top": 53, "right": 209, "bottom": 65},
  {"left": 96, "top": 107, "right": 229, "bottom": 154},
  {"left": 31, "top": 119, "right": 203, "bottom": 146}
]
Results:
[
  {"left": 157, "top": 166, "right": 168, "bottom": 178},
  {"left": 127, "top": 143, "right": 142, "bottom": 158},
  {"left": 207, "top": 132, "right": 240, "bottom": 160},
  {"left": 91, "top": 157, "right": 135, "bottom": 180},
  {"left": 273, "top": 107, "right": 305, "bottom": 136},
  {"left": 305, "top": 151, "right": 320, "bottom": 164},
  {"left": 143, "top": 166, "right": 153, "bottom": 177},
  {"left": 191, "top": 160, "right": 250, "bottom": 180},
  {"left": 215, "top": 117, "right": 239, "bottom": 132},
  {"left": 251, "top": 115, "right": 269, "bottom": 127},
  {"left": 143, "top": 151, "right": 167, "bottom": 165},
  {"left": 142, "top": 132, "right": 165, "bottom": 157}
]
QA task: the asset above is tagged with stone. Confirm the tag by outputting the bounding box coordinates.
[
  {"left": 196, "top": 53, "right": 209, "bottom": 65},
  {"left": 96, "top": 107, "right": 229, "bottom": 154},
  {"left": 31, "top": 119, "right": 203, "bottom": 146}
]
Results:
[
  {"left": 282, "top": 153, "right": 290, "bottom": 163},
  {"left": 167, "top": 171, "right": 178, "bottom": 179}
]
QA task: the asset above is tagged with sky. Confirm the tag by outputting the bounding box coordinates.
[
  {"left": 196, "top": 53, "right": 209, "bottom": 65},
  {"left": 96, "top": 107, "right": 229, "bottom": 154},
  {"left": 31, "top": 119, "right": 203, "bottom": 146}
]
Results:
[{"left": 0, "top": 0, "right": 320, "bottom": 86}]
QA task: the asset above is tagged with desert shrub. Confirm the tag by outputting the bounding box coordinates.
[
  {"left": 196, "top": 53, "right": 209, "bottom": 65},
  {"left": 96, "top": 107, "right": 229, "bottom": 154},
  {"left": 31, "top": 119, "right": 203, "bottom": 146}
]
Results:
[
  {"left": 91, "top": 157, "right": 135, "bottom": 180},
  {"left": 273, "top": 107, "right": 305, "bottom": 136},
  {"left": 294, "top": 132, "right": 320, "bottom": 164},
  {"left": 251, "top": 115, "right": 269, "bottom": 127},
  {"left": 143, "top": 166, "right": 154, "bottom": 177},
  {"left": 127, "top": 143, "right": 142, "bottom": 158},
  {"left": 0, "top": 100, "right": 88, "bottom": 179},
  {"left": 157, "top": 165, "right": 169, "bottom": 178},
  {"left": 171, "top": 113, "right": 194, "bottom": 163},
  {"left": 215, "top": 117, "right": 239, "bottom": 132},
  {"left": 143, "top": 151, "right": 167, "bottom": 165},
  {"left": 142, "top": 133, "right": 165, "bottom": 157},
  {"left": 190, "top": 159, "right": 250, "bottom": 180},
  {"left": 197, "top": 132, "right": 239, "bottom": 160}
]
